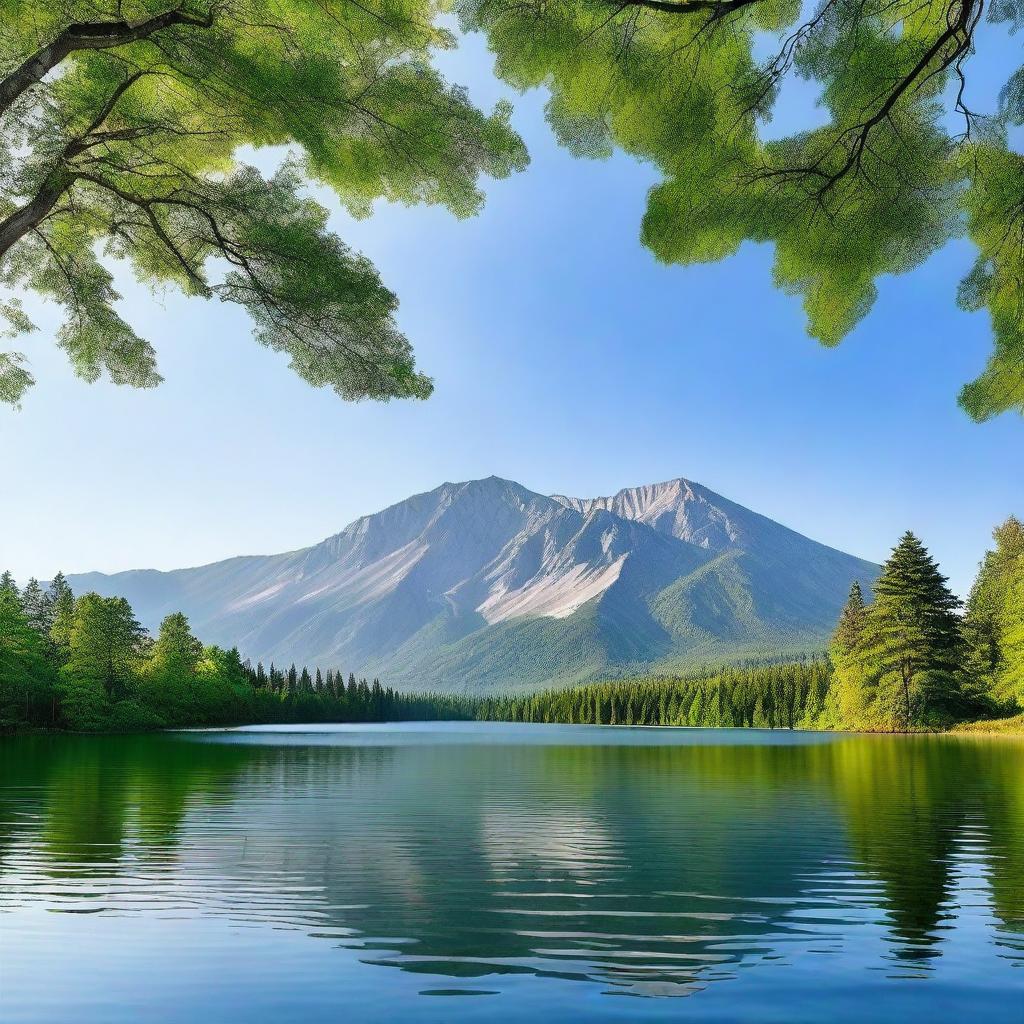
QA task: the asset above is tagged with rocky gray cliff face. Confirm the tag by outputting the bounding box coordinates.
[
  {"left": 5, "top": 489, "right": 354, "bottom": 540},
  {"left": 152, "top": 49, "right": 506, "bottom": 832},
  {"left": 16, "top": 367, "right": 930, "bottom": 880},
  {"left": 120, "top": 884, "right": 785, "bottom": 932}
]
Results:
[{"left": 69, "top": 476, "right": 879, "bottom": 691}]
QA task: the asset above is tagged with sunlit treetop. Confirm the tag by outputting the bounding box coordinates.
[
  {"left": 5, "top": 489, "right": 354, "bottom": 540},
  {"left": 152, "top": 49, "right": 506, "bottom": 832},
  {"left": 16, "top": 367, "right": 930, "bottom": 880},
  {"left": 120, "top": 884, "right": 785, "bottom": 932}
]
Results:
[
  {"left": 460, "top": 0, "right": 1024, "bottom": 420},
  {"left": 0, "top": 1, "right": 528, "bottom": 405}
]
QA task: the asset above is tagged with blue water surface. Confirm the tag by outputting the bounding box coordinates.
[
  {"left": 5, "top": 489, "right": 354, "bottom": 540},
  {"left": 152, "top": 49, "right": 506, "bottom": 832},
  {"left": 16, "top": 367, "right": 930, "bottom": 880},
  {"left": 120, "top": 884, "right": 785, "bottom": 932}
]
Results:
[{"left": 1, "top": 723, "right": 1021, "bottom": 1023}]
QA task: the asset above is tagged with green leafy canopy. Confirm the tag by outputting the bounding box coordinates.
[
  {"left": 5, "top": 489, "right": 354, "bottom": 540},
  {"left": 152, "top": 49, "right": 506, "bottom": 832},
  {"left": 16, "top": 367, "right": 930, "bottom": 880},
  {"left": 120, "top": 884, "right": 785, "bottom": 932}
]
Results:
[
  {"left": 459, "top": 0, "right": 1024, "bottom": 420},
  {"left": 0, "top": 1, "right": 528, "bottom": 405}
]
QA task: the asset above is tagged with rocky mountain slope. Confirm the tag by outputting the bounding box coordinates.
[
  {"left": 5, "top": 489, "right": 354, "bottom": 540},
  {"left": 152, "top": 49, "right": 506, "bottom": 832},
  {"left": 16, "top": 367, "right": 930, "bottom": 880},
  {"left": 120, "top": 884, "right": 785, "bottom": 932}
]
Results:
[{"left": 69, "top": 476, "right": 879, "bottom": 691}]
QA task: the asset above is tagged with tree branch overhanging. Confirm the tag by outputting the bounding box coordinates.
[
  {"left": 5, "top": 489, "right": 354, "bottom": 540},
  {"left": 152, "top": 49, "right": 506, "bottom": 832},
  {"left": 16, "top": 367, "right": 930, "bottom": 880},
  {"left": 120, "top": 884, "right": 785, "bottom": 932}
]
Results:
[{"left": 0, "top": 6, "right": 215, "bottom": 116}]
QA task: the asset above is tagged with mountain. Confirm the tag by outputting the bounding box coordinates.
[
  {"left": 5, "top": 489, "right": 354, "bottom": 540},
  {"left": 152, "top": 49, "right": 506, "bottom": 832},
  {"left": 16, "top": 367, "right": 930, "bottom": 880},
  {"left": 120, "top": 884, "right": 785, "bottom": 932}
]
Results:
[{"left": 68, "top": 476, "right": 879, "bottom": 691}]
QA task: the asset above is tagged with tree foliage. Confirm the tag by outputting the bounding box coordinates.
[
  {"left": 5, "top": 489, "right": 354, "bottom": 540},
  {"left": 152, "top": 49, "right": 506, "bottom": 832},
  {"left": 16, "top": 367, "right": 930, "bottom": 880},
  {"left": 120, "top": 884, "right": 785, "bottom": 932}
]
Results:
[
  {"left": 0, "top": 570, "right": 474, "bottom": 730},
  {"left": 474, "top": 660, "right": 833, "bottom": 728},
  {"left": 1001, "top": 572, "right": 1024, "bottom": 705},
  {"left": 460, "top": 0, "right": 1024, "bottom": 419},
  {"left": 965, "top": 515, "right": 1024, "bottom": 702},
  {"left": 3, "top": 515, "right": 1022, "bottom": 733},
  {"left": 0, "top": 1, "right": 527, "bottom": 405}
]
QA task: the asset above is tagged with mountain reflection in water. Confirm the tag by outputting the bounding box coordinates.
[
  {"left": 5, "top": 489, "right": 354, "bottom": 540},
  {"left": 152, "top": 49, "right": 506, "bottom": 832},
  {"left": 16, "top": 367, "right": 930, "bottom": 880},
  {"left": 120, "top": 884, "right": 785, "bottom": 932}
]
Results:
[{"left": 0, "top": 724, "right": 1021, "bottom": 1023}]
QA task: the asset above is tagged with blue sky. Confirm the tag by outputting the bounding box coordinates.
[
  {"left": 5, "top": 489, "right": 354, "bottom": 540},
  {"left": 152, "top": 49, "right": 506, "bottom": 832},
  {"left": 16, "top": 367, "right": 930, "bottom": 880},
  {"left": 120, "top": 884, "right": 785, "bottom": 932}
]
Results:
[{"left": 1, "top": 25, "right": 1022, "bottom": 599}]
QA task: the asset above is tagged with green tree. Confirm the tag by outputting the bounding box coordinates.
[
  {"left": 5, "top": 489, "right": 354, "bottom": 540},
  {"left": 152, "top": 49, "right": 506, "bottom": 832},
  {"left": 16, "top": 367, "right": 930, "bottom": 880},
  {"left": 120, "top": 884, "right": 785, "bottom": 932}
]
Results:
[
  {"left": 999, "top": 573, "right": 1024, "bottom": 709},
  {"left": 462, "top": 0, "right": 1024, "bottom": 419},
  {"left": 149, "top": 612, "right": 203, "bottom": 678},
  {"left": 140, "top": 611, "right": 204, "bottom": 722},
  {"left": 964, "top": 516, "right": 1024, "bottom": 703},
  {"left": 63, "top": 593, "right": 147, "bottom": 700},
  {"left": 833, "top": 581, "right": 868, "bottom": 658},
  {"left": 0, "top": 1, "right": 527, "bottom": 407},
  {"left": 48, "top": 571, "right": 76, "bottom": 663},
  {"left": 827, "top": 580, "right": 873, "bottom": 728},
  {"left": 19, "top": 577, "right": 50, "bottom": 634},
  {"left": 0, "top": 587, "right": 54, "bottom": 726},
  {"left": 866, "top": 532, "right": 965, "bottom": 730}
]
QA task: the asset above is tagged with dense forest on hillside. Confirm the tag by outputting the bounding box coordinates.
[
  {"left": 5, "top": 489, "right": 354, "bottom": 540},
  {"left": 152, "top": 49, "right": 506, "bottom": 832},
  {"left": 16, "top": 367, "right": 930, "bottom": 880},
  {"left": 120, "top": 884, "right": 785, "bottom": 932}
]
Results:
[
  {"left": 1, "top": 519, "right": 1021, "bottom": 733},
  {"left": 476, "top": 523, "right": 1024, "bottom": 732},
  {"left": 0, "top": 572, "right": 469, "bottom": 731}
]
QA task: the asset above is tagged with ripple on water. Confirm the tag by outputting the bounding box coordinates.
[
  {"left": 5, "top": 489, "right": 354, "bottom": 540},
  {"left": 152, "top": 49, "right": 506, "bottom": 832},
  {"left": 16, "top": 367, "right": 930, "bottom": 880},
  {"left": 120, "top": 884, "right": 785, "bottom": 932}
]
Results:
[{"left": 0, "top": 726, "right": 1022, "bottom": 1021}]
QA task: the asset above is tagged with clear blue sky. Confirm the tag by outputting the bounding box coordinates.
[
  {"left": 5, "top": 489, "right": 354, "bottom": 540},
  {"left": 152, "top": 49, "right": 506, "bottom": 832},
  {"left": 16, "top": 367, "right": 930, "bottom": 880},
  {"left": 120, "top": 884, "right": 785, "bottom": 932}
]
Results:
[{"left": 1, "top": 25, "right": 1021, "bottom": 599}]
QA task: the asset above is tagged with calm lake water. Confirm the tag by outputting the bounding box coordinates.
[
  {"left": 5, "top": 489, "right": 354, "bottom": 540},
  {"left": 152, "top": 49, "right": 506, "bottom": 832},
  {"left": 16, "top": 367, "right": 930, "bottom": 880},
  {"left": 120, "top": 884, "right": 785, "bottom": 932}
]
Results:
[{"left": 1, "top": 723, "right": 1022, "bottom": 1023}]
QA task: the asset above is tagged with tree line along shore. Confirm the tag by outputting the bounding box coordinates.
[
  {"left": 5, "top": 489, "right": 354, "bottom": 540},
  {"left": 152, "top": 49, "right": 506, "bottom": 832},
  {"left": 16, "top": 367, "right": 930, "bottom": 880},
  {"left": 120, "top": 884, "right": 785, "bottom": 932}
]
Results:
[{"left": 1, "top": 519, "right": 1021, "bottom": 734}]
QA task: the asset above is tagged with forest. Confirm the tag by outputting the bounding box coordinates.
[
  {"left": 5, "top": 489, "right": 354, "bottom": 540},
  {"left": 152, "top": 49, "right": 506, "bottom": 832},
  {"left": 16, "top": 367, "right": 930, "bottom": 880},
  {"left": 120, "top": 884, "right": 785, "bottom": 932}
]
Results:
[
  {"left": 1, "top": 518, "right": 1021, "bottom": 733},
  {"left": 0, "top": 572, "right": 470, "bottom": 731}
]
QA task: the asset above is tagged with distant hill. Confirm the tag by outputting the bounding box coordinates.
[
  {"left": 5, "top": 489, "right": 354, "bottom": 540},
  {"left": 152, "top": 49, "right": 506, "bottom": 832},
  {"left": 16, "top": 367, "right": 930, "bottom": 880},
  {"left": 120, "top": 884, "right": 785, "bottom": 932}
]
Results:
[{"left": 69, "top": 476, "right": 879, "bottom": 691}]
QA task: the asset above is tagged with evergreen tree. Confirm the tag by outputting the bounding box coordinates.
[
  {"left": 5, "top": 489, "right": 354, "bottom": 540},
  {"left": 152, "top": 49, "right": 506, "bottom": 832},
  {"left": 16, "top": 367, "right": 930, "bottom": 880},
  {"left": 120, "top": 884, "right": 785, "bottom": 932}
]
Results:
[
  {"left": 833, "top": 582, "right": 868, "bottom": 657},
  {"left": 828, "top": 580, "right": 873, "bottom": 729},
  {"left": 149, "top": 613, "right": 203, "bottom": 678},
  {"left": 19, "top": 578, "right": 49, "bottom": 634},
  {"left": 866, "top": 532, "right": 965, "bottom": 730},
  {"left": 141, "top": 613, "right": 205, "bottom": 723},
  {"left": 48, "top": 572, "right": 76, "bottom": 663},
  {"left": 964, "top": 516, "right": 1024, "bottom": 703}
]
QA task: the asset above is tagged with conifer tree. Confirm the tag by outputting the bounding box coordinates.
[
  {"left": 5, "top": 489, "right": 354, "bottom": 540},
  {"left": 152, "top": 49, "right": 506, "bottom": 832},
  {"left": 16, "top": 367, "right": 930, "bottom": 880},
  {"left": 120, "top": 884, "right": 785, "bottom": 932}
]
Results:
[
  {"left": 149, "top": 613, "right": 203, "bottom": 678},
  {"left": 964, "top": 516, "right": 1024, "bottom": 703},
  {"left": 19, "top": 578, "right": 49, "bottom": 634},
  {"left": 866, "top": 532, "right": 965, "bottom": 730},
  {"left": 142, "top": 613, "right": 204, "bottom": 723},
  {"left": 834, "top": 582, "right": 868, "bottom": 657},
  {"left": 48, "top": 572, "right": 76, "bottom": 663},
  {"left": 827, "top": 580, "right": 873, "bottom": 728}
]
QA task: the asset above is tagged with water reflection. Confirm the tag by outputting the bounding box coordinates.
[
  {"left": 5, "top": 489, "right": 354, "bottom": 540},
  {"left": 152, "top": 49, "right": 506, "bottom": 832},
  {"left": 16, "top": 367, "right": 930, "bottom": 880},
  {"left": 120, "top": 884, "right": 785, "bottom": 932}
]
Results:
[{"left": 0, "top": 727, "right": 1021, "bottom": 1011}]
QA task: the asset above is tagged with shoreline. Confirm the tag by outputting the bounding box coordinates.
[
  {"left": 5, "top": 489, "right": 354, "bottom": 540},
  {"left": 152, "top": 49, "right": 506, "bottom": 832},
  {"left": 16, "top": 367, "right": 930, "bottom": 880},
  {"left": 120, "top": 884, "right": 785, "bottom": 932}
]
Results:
[{"left": 6, "top": 717, "right": 1023, "bottom": 738}]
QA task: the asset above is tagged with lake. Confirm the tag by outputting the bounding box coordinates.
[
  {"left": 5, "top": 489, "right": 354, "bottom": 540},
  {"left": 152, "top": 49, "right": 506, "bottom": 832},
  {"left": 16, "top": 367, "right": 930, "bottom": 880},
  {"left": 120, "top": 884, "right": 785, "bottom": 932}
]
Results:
[{"left": 1, "top": 723, "right": 1021, "bottom": 1022}]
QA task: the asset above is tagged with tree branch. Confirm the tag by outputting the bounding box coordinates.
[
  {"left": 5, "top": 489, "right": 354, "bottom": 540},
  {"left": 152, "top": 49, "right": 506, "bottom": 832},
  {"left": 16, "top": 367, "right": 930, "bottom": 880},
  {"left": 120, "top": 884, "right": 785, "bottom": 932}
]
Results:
[
  {"left": 610, "top": 0, "right": 765, "bottom": 16},
  {"left": 0, "top": 169, "right": 78, "bottom": 258},
  {"left": 0, "top": 7, "right": 214, "bottom": 116}
]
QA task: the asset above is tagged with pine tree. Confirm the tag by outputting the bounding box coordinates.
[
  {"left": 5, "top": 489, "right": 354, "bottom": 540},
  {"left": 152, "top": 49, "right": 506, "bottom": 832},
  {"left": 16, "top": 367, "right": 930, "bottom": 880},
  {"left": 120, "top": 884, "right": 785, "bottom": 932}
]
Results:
[
  {"left": 828, "top": 581, "right": 873, "bottom": 728},
  {"left": 0, "top": 570, "right": 18, "bottom": 598},
  {"left": 833, "top": 581, "right": 868, "bottom": 656},
  {"left": 19, "top": 578, "right": 50, "bottom": 635},
  {"left": 48, "top": 572, "right": 76, "bottom": 663},
  {"left": 866, "top": 532, "right": 965, "bottom": 730}
]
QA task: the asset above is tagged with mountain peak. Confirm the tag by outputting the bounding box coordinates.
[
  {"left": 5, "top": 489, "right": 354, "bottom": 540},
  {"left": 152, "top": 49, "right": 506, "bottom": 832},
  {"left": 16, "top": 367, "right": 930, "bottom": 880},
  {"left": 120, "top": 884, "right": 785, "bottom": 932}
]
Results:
[
  {"left": 68, "top": 474, "right": 879, "bottom": 691},
  {"left": 553, "top": 476, "right": 744, "bottom": 550}
]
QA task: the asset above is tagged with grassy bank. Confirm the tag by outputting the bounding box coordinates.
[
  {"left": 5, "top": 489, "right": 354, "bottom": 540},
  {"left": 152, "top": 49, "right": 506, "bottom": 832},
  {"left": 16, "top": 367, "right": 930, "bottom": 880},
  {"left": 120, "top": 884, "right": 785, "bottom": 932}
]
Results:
[{"left": 950, "top": 714, "right": 1024, "bottom": 735}]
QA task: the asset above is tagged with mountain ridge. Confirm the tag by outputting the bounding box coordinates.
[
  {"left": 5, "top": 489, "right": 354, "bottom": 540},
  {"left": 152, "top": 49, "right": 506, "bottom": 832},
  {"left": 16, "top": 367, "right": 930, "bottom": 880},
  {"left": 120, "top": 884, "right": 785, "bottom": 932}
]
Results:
[{"left": 68, "top": 475, "right": 879, "bottom": 691}]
